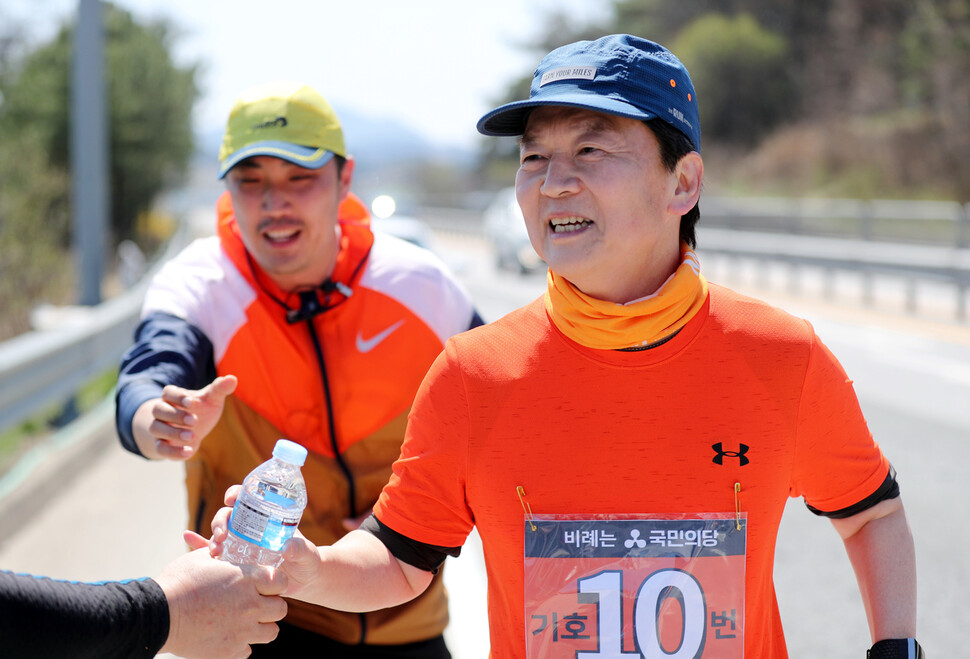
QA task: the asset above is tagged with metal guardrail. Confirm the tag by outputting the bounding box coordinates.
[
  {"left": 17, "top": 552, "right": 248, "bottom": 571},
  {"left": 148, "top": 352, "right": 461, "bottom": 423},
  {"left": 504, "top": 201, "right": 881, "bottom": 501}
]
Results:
[
  {"left": 1, "top": 197, "right": 968, "bottom": 436},
  {"left": 703, "top": 196, "right": 970, "bottom": 247},
  {"left": 0, "top": 223, "right": 188, "bottom": 435},
  {"left": 697, "top": 196, "right": 970, "bottom": 319},
  {"left": 698, "top": 228, "right": 970, "bottom": 316}
]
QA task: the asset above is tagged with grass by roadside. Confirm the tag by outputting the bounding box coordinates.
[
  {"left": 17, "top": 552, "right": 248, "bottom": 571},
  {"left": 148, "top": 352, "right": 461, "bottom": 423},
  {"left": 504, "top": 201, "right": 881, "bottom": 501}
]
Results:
[{"left": 0, "top": 369, "right": 117, "bottom": 476}]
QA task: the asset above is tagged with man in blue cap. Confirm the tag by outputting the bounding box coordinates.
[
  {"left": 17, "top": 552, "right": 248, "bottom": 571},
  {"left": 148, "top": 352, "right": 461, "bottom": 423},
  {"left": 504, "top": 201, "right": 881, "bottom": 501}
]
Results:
[{"left": 199, "top": 36, "right": 921, "bottom": 659}]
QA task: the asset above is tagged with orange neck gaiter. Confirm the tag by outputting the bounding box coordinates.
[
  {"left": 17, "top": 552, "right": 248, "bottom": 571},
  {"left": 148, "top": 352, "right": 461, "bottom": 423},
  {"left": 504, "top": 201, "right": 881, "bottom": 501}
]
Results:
[{"left": 544, "top": 243, "right": 708, "bottom": 350}]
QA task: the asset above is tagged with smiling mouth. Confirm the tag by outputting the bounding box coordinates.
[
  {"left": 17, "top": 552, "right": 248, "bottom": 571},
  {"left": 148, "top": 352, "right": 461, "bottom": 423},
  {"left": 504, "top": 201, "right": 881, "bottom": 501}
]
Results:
[
  {"left": 264, "top": 227, "right": 300, "bottom": 243},
  {"left": 258, "top": 219, "right": 303, "bottom": 245},
  {"left": 550, "top": 217, "right": 593, "bottom": 233}
]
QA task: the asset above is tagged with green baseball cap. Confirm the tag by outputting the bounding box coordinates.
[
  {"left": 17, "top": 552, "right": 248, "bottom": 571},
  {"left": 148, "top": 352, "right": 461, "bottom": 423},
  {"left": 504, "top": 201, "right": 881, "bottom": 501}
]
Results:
[{"left": 218, "top": 81, "right": 346, "bottom": 179}]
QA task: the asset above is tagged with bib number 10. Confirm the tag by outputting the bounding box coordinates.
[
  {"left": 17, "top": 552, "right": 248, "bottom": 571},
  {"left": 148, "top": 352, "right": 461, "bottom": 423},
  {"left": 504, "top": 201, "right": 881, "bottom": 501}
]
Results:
[{"left": 577, "top": 569, "right": 706, "bottom": 659}]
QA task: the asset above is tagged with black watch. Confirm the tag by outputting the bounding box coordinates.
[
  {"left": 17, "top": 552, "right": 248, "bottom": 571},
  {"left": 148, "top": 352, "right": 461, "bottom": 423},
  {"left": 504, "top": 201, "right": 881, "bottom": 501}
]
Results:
[{"left": 868, "top": 639, "right": 925, "bottom": 659}]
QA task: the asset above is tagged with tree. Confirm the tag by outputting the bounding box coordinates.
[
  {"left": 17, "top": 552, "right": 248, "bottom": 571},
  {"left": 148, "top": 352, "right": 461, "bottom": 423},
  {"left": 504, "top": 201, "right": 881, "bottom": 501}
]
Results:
[
  {"left": 0, "top": 1, "right": 199, "bottom": 247},
  {"left": 0, "top": 129, "right": 74, "bottom": 339},
  {"left": 0, "top": 2, "right": 198, "bottom": 339},
  {"left": 672, "top": 13, "right": 794, "bottom": 146},
  {"left": 899, "top": 0, "right": 970, "bottom": 196},
  {"left": 104, "top": 6, "right": 198, "bottom": 243},
  {"left": 481, "top": 0, "right": 970, "bottom": 199}
]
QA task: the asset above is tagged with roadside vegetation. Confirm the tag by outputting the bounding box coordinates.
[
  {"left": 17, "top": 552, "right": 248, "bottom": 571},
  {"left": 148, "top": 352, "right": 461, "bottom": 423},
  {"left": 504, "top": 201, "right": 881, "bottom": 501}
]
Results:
[
  {"left": 0, "top": 369, "right": 116, "bottom": 475},
  {"left": 0, "top": 2, "right": 197, "bottom": 342},
  {"left": 479, "top": 0, "right": 970, "bottom": 203},
  {"left": 0, "top": 2, "right": 197, "bottom": 459}
]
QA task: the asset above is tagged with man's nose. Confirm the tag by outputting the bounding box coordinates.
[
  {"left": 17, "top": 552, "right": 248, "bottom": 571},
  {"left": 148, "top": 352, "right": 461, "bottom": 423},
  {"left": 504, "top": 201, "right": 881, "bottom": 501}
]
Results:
[
  {"left": 539, "top": 154, "right": 580, "bottom": 197},
  {"left": 261, "top": 186, "right": 289, "bottom": 214}
]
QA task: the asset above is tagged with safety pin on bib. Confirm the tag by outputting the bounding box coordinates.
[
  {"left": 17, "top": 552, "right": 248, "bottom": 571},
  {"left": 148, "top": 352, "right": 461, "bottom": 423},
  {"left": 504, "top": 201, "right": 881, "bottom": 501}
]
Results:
[
  {"left": 517, "top": 486, "right": 537, "bottom": 532},
  {"left": 734, "top": 482, "right": 742, "bottom": 531}
]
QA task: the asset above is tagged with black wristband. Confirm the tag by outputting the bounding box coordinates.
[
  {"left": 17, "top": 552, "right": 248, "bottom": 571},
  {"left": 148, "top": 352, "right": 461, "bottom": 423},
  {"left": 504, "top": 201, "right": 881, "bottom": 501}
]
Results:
[{"left": 868, "top": 639, "right": 925, "bottom": 659}]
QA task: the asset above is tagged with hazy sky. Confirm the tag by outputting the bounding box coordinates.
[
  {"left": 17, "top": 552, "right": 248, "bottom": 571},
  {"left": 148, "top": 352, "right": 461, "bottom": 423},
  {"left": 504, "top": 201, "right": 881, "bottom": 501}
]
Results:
[{"left": 11, "top": 0, "right": 611, "bottom": 149}]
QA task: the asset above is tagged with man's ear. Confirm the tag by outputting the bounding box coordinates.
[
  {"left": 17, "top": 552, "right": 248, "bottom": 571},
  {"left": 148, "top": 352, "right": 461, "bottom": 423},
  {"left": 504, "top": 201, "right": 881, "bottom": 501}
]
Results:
[
  {"left": 338, "top": 156, "right": 356, "bottom": 200},
  {"left": 668, "top": 152, "right": 703, "bottom": 216}
]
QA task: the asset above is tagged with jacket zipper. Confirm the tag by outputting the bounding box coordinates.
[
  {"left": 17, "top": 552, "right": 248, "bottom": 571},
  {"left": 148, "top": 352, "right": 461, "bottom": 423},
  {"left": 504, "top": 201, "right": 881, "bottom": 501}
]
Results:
[{"left": 305, "top": 315, "right": 367, "bottom": 643}]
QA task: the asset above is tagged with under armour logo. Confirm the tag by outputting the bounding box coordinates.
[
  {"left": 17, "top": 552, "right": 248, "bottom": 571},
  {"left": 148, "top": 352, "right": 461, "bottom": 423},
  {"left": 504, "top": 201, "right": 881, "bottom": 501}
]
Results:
[
  {"left": 712, "top": 442, "right": 750, "bottom": 466},
  {"left": 624, "top": 529, "right": 647, "bottom": 549}
]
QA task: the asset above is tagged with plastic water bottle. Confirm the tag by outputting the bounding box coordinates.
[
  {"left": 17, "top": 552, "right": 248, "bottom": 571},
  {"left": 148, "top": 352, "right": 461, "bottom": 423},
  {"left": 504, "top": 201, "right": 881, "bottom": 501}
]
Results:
[{"left": 222, "top": 439, "right": 308, "bottom": 567}]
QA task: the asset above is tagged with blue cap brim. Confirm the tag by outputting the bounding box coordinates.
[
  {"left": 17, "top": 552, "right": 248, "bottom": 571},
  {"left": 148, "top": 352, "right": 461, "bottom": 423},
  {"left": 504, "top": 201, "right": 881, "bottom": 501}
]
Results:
[
  {"left": 218, "top": 141, "right": 335, "bottom": 179},
  {"left": 477, "top": 94, "right": 659, "bottom": 137}
]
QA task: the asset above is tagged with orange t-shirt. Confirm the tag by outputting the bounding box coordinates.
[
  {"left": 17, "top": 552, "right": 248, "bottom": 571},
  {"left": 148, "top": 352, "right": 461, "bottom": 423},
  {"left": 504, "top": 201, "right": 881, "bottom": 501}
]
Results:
[{"left": 374, "top": 284, "right": 891, "bottom": 658}]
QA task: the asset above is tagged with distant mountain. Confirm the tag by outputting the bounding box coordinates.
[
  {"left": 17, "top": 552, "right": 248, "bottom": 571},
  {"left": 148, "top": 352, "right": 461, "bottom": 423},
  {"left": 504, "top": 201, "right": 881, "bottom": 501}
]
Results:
[{"left": 340, "top": 106, "right": 428, "bottom": 163}]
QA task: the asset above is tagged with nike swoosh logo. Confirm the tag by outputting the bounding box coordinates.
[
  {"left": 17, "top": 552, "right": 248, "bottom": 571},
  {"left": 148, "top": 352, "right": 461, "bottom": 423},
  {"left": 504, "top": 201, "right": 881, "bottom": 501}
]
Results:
[{"left": 356, "top": 320, "right": 405, "bottom": 353}]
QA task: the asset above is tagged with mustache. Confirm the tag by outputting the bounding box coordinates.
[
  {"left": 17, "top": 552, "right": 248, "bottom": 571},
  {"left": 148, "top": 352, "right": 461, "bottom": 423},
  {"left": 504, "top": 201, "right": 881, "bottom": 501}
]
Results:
[{"left": 256, "top": 217, "right": 303, "bottom": 233}]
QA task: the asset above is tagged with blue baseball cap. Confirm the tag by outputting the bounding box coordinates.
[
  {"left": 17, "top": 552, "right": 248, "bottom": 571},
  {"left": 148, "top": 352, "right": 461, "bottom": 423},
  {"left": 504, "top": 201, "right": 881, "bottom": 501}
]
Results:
[{"left": 477, "top": 34, "right": 701, "bottom": 152}]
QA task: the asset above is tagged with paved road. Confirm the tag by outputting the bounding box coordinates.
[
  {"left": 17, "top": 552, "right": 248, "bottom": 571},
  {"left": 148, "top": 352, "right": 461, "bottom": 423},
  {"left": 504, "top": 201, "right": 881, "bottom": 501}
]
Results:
[{"left": 1, "top": 234, "right": 967, "bottom": 657}]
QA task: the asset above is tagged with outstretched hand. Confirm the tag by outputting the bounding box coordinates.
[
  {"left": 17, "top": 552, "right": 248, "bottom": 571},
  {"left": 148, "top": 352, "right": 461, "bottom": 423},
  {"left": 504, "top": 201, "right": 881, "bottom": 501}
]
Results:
[{"left": 134, "top": 374, "right": 238, "bottom": 460}]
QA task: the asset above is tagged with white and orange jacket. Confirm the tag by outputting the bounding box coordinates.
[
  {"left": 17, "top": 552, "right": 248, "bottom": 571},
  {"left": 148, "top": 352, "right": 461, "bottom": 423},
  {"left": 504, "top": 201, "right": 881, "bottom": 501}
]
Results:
[{"left": 116, "top": 191, "right": 482, "bottom": 645}]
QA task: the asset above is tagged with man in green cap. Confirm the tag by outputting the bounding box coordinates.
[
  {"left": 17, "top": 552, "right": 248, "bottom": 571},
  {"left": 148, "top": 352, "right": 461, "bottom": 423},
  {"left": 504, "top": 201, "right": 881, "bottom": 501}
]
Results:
[{"left": 117, "top": 81, "right": 483, "bottom": 656}]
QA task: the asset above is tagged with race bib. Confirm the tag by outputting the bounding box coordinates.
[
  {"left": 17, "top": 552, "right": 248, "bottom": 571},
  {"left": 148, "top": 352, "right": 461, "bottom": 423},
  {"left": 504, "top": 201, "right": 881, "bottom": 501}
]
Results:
[{"left": 524, "top": 513, "right": 746, "bottom": 658}]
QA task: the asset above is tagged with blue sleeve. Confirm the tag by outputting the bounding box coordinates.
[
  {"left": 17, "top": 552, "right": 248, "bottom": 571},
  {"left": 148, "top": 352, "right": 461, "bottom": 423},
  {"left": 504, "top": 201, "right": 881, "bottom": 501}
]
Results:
[
  {"left": 0, "top": 571, "right": 169, "bottom": 658},
  {"left": 115, "top": 312, "right": 217, "bottom": 457},
  {"left": 468, "top": 309, "right": 486, "bottom": 331}
]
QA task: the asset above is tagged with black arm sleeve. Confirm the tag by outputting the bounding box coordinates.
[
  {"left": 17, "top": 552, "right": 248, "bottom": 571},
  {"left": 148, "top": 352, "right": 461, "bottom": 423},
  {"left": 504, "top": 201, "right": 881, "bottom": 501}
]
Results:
[
  {"left": 359, "top": 515, "right": 461, "bottom": 574},
  {"left": 806, "top": 466, "right": 901, "bottom": 519},
  {"left": 0, "top": 572, "right": 169, "bottom": 658}
]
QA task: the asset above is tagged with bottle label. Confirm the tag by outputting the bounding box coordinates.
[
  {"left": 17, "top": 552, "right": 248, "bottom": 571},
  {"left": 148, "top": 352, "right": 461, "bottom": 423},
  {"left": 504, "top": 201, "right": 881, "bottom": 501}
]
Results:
[
  {"left": 229, "top": 498, "right": 273, "bottom": 545},
  {"left": 257, "top": 481, "right": 297, "bottom": 507},
  {"left": 228, "top": 486, "right": 302, "bottom": 550}
]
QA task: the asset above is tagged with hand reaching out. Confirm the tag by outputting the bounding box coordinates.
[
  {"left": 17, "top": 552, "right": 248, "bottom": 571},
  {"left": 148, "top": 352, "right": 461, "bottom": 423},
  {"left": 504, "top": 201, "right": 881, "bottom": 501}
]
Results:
[{"left": 133, "top": 375, "right": 238, "bottom": 460}]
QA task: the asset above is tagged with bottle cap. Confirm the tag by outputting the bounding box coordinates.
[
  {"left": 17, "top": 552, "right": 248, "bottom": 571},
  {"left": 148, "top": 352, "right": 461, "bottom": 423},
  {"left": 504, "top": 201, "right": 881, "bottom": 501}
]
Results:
[{"left": 272, "top": 439, "right": 308, "bottom": 466}]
